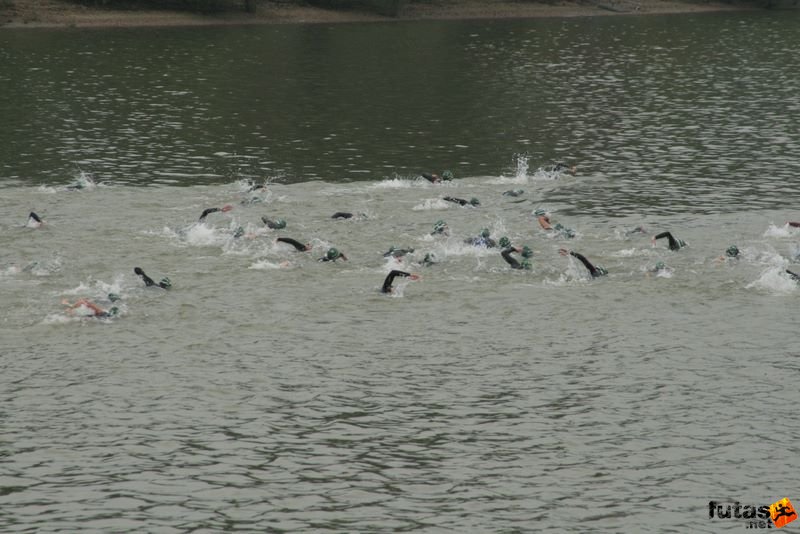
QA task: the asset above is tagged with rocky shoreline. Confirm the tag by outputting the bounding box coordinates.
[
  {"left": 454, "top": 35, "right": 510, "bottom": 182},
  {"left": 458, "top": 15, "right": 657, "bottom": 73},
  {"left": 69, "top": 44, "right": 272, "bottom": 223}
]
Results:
[{"left": 1, "top": 0, "right": 760, "bottom": 29}]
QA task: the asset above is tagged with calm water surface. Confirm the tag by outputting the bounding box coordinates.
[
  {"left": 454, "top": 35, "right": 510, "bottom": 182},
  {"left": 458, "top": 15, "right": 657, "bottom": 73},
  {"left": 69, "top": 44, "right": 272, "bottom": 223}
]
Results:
[{"left": 1, "top": 11, "right": 800, "bottom": 533}]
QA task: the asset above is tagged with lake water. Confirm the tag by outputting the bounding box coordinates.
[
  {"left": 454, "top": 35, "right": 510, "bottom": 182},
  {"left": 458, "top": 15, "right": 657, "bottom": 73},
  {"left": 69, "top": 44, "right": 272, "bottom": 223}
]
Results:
[{"left": 2, "top": 11, "right": 800, "bottom": 532}]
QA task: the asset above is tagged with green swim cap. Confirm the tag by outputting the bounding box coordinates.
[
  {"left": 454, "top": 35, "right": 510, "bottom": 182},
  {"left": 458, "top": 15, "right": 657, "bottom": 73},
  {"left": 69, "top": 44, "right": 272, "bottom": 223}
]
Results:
[
  {"left": 160, "top": 277, "right": 172, "bottom": 289},
  {"left": 470, "top": 197, "right": 480, "bottom": 206},
  {"left": 521, "top": 246, "right": 533, "bottom": 258},
  {"left": 499, "top": 236, "right": 511, "bottom": 248},
  {"left": 273, "top": 219, "right": 287, "bottom": 229},
  {"left": 107, "top": 293, "right": 121, "bottom": 302},
  {"left": 109, "top": 306, "right": 119, "bottom": 316},
  {"left": 442, "top": 170, "right": 454, "bottom": 181},
  {"left": 432, "top": 220, "right": 447, "bottom": 234},
  {"left": 655, "top": 261, "right": 666, "bottom": 271},
  {"left": 596, "top": 266, "right": 608, "bottom": 276},
  {"left": 480, "top": 228, "right": 491, "bottom": 238},
  {"left": 521, "top": 259, "right": 532, "bottom": 270},
  {"left": 533, "top": 208, "right": 547, "bottom": 217},
  {"left": 326, "top": 248, "right": 340, "bottom": 260},
  {"left": 726, "top": 245, "right": 739, "bottom": 258},
  {"left": 233, "top": 226, "right": 244, "bottom": 238}
]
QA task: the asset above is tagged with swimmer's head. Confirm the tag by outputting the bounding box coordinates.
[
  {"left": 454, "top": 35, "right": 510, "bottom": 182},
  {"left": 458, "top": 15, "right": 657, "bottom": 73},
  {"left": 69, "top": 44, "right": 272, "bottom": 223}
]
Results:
[
  {"left": 233, "top": 226, "right": 245, "bottom": 238},
  {"left": 499, "top": 236, "right": 511, "bottom": 248},
  {"left": 326, "top": 248, "right": 341, "bottom": 260},
  {"left": 159, "top": 277, "right": 172, "bottom": 289},
  {"left": 521, "top": 246, "right": 533, "bottom": 259},
  {"left": 469, "top": 197, "right": 480, "bottom": 206},
  {"left": 533, "top": 208, "right": 547, "bottom": 217},
  {"left": 432, "top": 220, "right": 448, "bottom": 234},
  {"left": 109, "top": 306, "right": 119, "bottom": 317},
  {"left": 596, "top": 266, "right": 608, "bottom": 276},
  {"left": 108, "top": 293, "right": 121, "bottom": 302},
  {"left": 442, "top": 170, "right": 454, "bottom": 181},
  {"left": 480, "top": 228, "right": 491, "bottom": 239},
  {"left": 654, "top": 261, "right": 666, "bottom": 271},
  {"left": 134, "top": 267, "right": 145, "bottom": 276},
  {"left": 726, "top": 245, "right": 740, "bottom": 258},
  {"left": 521, "top": 259, "right": 532, "bottom": 270}
]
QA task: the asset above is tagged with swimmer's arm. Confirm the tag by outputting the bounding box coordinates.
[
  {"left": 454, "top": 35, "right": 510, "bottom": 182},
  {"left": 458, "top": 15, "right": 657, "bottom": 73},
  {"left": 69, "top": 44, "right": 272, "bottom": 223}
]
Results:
[
  {"left": 537, "top": 216, "right": 553, "bottom": 230},
  {"left": 501, "top": 248, "right": 521, "bottom": 269}
]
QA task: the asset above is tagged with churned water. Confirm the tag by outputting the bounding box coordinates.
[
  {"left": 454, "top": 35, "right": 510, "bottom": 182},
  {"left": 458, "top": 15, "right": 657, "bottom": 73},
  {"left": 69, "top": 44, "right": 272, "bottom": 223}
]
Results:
[{"left": 2, "top": 10, "right": 800, "bottom": 533}]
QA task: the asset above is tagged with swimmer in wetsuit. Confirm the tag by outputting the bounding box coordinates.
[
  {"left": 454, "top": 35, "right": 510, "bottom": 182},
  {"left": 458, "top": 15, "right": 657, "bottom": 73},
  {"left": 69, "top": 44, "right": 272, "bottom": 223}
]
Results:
[
  {"left": 198, "top": 205, "right": 232, "bottom": 222},
  {"left": 381, "top": 270, "right": 419, "bottom": 294},
  {"left": 276, "top": 237, "right": 311, "bottom": 252},
  {"left": 501, "top": 246, "right": 533, "bottom": 270},
  {"left": 443, "top": 196, "right": 480, "bottom": 207},
  {"left": 134, "top": 267, "right": 171, "bottom": 289},
  {"left": 559, "top": 249, "right": 607, "bottom": 278},
  {"left": 502, "top": 189, "right": 525, "bottom": 197},
  {"left": 261, "top": 217, "right": 287, "bottom": 230},
  {"left": 331, "top": 212, "right": 354, "bottom": 219},
  {"left": 27, "top": 212, "right": 44, "bottom": 228},
  {"left": 652, "top": 231, "right": 686, "bottom": 251},
  {"left": 431, "top": 220, "right": 449, "bottom": 236},
  {"left": 319, "top": 247, "right": 348, "bottom": 262},
  {"left": 383, "top": 246, "right": 415, "bottom": 258}
]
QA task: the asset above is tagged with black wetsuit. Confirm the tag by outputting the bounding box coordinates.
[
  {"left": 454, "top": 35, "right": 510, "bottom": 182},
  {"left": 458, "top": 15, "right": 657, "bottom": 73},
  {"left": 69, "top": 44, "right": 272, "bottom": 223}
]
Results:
[
  {"left": 787, "top": 270, "right": 800, "bottom": 282},
  {"left": 569, "top": 251, "right": 606, "bottom": 278},
  {"left": 134, "top": 267, "right": 170, "bottom": 289},
  {"left": 28, "top": 212, "right": 42, "bottom": 224},
  {"left": 654, "top": 232, "right": 685, "bottom": 251},
  {"left": 331, "top": 212, "right": 354, "bottom": 219},
  {"left": 443, "top": 197, "right": 470, "bottom": 206},
  {"left": 382, "top": 270, "right": 412, "bottom": 293},
  {"left": 501, "top": 248, "right": 524, "bottom": 269},
  {"left": 276, "top": 237, "right": 308, "bottom": 252},
  {"left": 199, "top": 208, "right": 223, "bottom": 222}
]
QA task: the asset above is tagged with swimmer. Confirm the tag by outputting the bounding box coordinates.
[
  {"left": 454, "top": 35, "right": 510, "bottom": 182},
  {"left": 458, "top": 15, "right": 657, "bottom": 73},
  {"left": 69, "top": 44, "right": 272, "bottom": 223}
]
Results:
[
  {"left": 559, "top": 248, "right": 607, "bottom": 278},
  {"left": 276, "top": 237, "right": 311, "bottom": 251},
  {"left": 541, "top": 161, "right": 577, "bottom": 175},
  {"left": 502, "top": 189, "right": 525, "bottom": 197},
  {"left": 261, "top": 217, "right": 287, "bottom": 230},
  {"left": 501, "top": 246, "right": 533, "bottom": 270},
  {"left": 134, "top": 267, "right": 171, "bottom": 289},
  {"left": 421, "top": 252, "right": 438, "bottom": 267},
  {"left": 331, "top": 212, "right": 354, "bottom": 219},
  {"left": 534, "top": 209, "right": 575, "bottom": 238},
  {"left": 383, "top": 246, "right": 415, "bottom": 258},
  {"left": 788, "top": 222, "right": 800, "bottom": 228},
  {"left": 431, "top": 220, "right": 449, "bottom": 236},
  {"left": 62, "top": 297, "right": 118, "bottom": 318},
  {"left": 319, "top": 247, "right": 348, "bottom": 262},
  {"left": 646, "top": 261, "right": 669, "bottom": 277},
  {"left": 443, "top": 196, "right": 480, "bottom": 207},
  {"left": 464, "top": 228, "right": 496, "bottom": 248},
  {"left": 625, "top": 226, "right": 647, "bottom": 236},
  {"left": 198, "top": 205, "right": 232, "bottom": 222},
  {"left": 381, "top": 270, "right": 420, "bottom": 294},
  {"left": 652, "top": 231, "right": 686, "bottom": 251},
  {"left": 718, "top": 245, "right": 740, "bottom": 261},
  {"left": 421, "top": 170, "right": 454, "bottom": 183},
  {"left": 27, "top": 212, "right": 44, "bottom": 228}
]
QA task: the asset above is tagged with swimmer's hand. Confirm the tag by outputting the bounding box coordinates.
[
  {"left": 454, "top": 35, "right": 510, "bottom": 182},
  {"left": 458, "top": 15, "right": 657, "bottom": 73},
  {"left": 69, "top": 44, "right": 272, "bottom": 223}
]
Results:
[
  {"left": 221, "top": 204, "right": 233, "bottom": 213},
  {"left": 409, "top": 274, "right": 420, "bottom": 281},
  {"left": 558, "top": 248, "right": 570, "bottom": 256}
]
